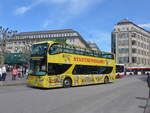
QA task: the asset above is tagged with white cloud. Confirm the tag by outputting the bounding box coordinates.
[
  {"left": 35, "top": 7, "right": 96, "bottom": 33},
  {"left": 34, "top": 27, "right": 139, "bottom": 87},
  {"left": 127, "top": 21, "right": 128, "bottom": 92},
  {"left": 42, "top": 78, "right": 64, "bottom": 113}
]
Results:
[
  {"left": 14, "top": 6, "right": 31, "bottom": 15},
  {"left": 14, "top": 0, "right": 105, "bottom": 28},
  {"left": 42, "top": 17, "right": 69, "bottom": 29},
  {"left": 41, "top": 0, "right": 104, "bottom": 28},
  {"left": 139, "top": 23, "right": 150, "bottom": 28},
  {"left": 14, "top": 0, "right": 41, "bottom": 15},
  {"left": 42, "top": 20, "right": 50, "bottom": 28},
  {"left": 49, "top": 0, "right": 103, "bottom": 15},
  {"left": 14, "top": 0, "right": 103, "bottom": 15}
]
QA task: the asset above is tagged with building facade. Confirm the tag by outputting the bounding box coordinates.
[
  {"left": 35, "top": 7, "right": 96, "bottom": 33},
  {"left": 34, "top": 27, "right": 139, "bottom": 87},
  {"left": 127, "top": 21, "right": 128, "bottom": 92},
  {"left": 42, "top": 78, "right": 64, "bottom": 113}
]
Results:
[
  {"left": 111, "top": 19, "right": 150, "bottom": 68},
  {"left": 86, "top": 41, "right": 100, "bottom": 50},
  {"left": 2, "top": 29, "right": 90, "bottom": 53}
]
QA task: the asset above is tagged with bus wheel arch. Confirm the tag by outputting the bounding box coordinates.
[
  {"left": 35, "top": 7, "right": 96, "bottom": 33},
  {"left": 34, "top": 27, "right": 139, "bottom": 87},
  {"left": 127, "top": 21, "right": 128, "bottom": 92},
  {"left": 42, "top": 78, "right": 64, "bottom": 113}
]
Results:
[
  {"left": 104, "top": 76, "right": 109, "bottom": 84},
  {"left": 63, "top": 77, "right": 72, "bottom": 88}
]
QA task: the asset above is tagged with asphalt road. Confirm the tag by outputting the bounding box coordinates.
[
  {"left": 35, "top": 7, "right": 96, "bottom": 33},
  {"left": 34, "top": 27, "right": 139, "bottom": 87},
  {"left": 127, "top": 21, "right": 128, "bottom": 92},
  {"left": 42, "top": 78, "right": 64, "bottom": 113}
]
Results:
[{"left": 0, "top": 75, "right": 148, "bottom": 113}]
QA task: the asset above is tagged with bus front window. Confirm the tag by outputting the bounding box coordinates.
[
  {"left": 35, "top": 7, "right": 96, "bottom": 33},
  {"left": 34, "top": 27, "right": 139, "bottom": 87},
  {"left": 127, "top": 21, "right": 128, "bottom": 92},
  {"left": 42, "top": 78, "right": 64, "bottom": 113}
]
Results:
[
  {"left": 29, "top": 61, "right": 47, "bottom": 76},
  {"left": 31, "top": 43, "right": 48, "bottom": 56}
]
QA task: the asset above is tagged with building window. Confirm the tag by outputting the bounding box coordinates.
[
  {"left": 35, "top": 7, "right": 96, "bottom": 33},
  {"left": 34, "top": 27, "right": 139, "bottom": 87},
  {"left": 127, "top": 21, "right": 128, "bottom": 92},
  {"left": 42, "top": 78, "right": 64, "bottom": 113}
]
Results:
[
  {"left": 118, "top": 40, "right": 129, "bottom": 46},
  {"left": 69, "top": 33, "right": 73, "bottom": 36},
  {"left": 53, "top": 34, "right": 56, "bottom": 37},
  {"left": 64, "top": 33, "right": 67, "bottom": 37},
  {"left": 131, "top": 33, "right": 136, "bottom": 37},
  {"left": 144, "top": 44, "right": 146, "bottom": 49},
  {"left": 55, "top": 34, "right": 59, "bottom": 37},
  {"left": 61, "top": 34, "right": 64, "bottom": 37},
  {"left": 58, "top": 34, "right": 61, "bottom": 37},
  {"left": 118, "top": 33, "right": 129, "bottom": 38},
  {"left": 65, "top": 33, "right": 69, "bottom": 36},
  {"left": 118, "top": 48, "right": 129, "bottom": 54},
  {"left": 132, "top": 48, "right": 137, "bottom": 53},
  {"left": 132, "top": 40, "right": 136, "bottom": 45},
  {"left": 15, "top": 47, "right": 18, "bottom": 51},
  {"left": 72, "top": 33, "right": 78, "bottom": 36},
  {"left": 118, "top": 57, "right": 129, "bottom": 63},
  {"left": 122, "top": 28, "right": 126, "bottom": 31},
  {"left": 132, "top": 57, "right": 136, "bottom": 63},
  {"left": 138, "top": 49, "right": 140, "bottom": 54},
  {"left": 131, "top": 27, "right": 135, "bottom": 31},
  {"left": 138, "top": 42, "right": 140, "bottom": 46},
  {"left": 51, "top": 34, "right": 54, "bottom": 37}
]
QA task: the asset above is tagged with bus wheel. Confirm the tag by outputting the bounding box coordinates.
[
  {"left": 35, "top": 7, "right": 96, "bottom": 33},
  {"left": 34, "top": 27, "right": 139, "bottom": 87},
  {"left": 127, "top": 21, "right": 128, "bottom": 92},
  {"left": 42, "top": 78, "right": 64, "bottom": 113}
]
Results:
[
  {"left": 63, "top": 78, "right": 72, "bottom": 88},
  {"left": 104, "top": 77, "right": 109, "bottom": 84}
]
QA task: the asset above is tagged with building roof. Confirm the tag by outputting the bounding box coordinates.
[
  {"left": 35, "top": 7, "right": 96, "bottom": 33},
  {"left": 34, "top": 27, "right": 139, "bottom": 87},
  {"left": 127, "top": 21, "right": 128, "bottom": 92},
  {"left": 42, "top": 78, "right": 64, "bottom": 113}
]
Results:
[
  {"left": 16, "top": 29, "right": 77, "bottom": 35},
  {"left": 117, "top": 19, "right": 150, "bottom": 34},
  {"left": 117, "top": 19, "right": 133, "bottom": 25},
  {"left": 14, "top": 29, "right": 90, "bottom": 48}
]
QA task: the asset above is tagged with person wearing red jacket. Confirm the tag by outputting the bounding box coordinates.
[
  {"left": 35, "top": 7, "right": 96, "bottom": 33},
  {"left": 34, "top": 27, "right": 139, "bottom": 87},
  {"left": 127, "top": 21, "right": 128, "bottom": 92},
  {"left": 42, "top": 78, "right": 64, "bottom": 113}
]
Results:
[{"left": 11, "top": 67, "right": 18, "bottom": 80}]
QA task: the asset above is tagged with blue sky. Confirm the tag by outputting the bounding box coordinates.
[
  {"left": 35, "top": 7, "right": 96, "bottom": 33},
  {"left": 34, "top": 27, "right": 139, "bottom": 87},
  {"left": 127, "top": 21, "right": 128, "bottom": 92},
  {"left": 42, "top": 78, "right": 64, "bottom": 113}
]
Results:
[{"left": 0, "top": 0, "right": 150, "bottom": 52}]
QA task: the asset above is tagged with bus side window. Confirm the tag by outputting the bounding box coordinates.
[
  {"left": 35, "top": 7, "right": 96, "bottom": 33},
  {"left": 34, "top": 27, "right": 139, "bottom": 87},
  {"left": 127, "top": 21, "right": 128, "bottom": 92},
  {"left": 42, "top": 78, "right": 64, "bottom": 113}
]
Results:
[
  {"left": 110, "top": 55, "right": 114, "bottom": 59},
  {"left": 49, "top": 44, "right": 63, "bottom": 54},
  {"left": 73, "top": 65, "right": 113, "bottom": 75},
  {"left": 93, "top": 51, "right": 101, "bottom": 57},
  {"left": 74, "top": 48, "right": 86, "bottom": 55},
  {"left": 86, "top": 50, "right": 94, "bottom": 56},
  {"left": 98, "top": 67, "right": 113, "bottom": 74},
  {"left": 63, "top": 45, "right": 74, "bottom": 54},
  {"left": 107, "top": 54, "right": 114, "bottom": 59},
  {"left": 48, "top": 63, "right": 71, "bottom": 75},
  {"left": 100, "top": 53, "right": 114, "bottom": 59},
  {"left": 48, "top": 64, "right": 55, "bottom": 75}
]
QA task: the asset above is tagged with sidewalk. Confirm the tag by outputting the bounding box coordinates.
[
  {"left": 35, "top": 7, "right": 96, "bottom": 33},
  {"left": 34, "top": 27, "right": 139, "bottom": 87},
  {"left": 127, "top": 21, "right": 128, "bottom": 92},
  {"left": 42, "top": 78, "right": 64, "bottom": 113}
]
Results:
[
  {"left": 0, "top": 73, "right": 27, "bottom": 86},
  {"left": 144, "top": 98, "right": 150, "bottom": 113}
]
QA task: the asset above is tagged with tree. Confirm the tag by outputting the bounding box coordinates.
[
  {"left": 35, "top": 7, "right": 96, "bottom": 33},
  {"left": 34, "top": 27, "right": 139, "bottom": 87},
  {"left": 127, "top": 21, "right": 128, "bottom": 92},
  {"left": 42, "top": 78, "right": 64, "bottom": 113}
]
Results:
[
  {"left": 22, "top": 43, "right": 31, "bottom": 65},
  {"left": 0, "top": 26, "right": 17, "bottom": 67}
]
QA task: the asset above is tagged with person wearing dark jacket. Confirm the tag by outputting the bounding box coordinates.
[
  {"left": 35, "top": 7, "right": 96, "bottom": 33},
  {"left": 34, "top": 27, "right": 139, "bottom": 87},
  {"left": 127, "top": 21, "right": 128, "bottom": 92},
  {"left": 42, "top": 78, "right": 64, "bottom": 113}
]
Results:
[{"left": 147, "top": 74, "right": 150, "bottom": 98}]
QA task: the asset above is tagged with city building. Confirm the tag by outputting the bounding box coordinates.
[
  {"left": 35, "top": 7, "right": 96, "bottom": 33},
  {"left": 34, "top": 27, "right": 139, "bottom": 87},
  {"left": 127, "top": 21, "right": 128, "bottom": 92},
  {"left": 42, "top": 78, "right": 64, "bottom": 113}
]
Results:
[
  {"left": 3, "top": 29, "right": 90, "bottom": 53},
  {"left": 86, "top": 41, "right": 100, "bottom": 50},
  {"left": 111, "top": 19, "right": 150, "bottom": 68}
]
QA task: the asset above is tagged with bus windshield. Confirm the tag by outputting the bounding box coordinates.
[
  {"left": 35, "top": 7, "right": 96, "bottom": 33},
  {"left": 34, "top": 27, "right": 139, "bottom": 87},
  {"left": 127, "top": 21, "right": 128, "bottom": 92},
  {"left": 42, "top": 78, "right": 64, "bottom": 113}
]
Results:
[
  {"left": 116, "top": 64, "right": 125, "bottom": 73},
  {"left": 29, "top": 60, "right": 47, "bottom": 76},
  {"left": 31, "top": 43, "right": 48, "bottom": 56}
]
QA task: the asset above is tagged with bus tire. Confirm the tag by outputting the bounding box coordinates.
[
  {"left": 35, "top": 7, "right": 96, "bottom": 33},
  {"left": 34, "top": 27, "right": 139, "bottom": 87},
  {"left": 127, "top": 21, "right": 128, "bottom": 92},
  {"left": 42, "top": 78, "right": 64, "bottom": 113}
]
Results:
[
  {"left": 104, "top": 77, "right": 109, "bottom": 84},
  {"left": 63, "top": 78, "right": 72, "bottom": 88}
]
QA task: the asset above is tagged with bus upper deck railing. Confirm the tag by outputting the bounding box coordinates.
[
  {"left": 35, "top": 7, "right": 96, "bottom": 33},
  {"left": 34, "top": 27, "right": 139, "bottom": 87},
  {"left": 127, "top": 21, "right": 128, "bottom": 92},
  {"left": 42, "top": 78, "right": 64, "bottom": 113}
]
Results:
[{"left": 49, "top": 43, "right": 114, "bottom": 59}]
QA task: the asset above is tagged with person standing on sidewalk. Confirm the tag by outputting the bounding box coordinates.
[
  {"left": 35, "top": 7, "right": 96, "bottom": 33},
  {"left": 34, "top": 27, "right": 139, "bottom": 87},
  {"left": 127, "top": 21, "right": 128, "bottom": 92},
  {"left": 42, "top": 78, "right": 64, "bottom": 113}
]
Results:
[
  {"left": 147, "top": 74, "right": 150, "bottom": 98},
  {"left": 11, "top": 67, "right": 18, "bottom": 80},
  {"left": 0, "top": 67, "right": 2, "bottom": 81},
  {"left": 2, "top": 65, "right": 7, "bottom": 81},
  {"left": 0, "top": 67, "right": 3, "bottom": 86},
  {"left": 18, "top": 66, "right": 22, "bottom": 79}
]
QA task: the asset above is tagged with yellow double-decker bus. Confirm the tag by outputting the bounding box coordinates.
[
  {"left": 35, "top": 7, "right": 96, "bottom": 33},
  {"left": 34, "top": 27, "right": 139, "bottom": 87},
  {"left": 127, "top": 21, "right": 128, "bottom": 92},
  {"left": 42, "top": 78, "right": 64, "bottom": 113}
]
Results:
[{"left": 27, "top": 41, "right": 116, "bottom": 88}]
